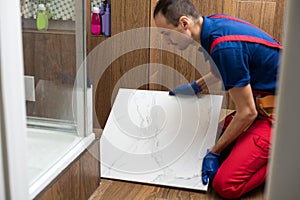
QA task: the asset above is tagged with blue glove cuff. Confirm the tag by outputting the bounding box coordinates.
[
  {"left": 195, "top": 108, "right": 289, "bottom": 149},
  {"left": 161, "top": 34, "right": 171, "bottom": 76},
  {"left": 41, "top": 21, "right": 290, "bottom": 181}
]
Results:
[
  {"left": 190, "top": 81, "right": 202, "bottom": 94},
  {"left": 169, "top": 81, "right": 202, "bottom": 96},
  {"left": 169, "top": 90, "right": 175, "bottom": 95},
  {"left": 206, "top": 149, "right": 220, "bottom": 157}
]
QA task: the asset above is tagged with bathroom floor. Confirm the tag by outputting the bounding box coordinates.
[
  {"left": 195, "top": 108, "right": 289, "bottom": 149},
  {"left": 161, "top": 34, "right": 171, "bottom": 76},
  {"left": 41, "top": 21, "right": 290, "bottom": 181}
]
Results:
[
  {"left": 88, "top": 107, "right": 265, "bottom": 200},
  {"left": 88, "top": 178, "right": 264, "bottom": 200},
  {"left": 92, "top": 88, "right": 264, "bottom": 200}
]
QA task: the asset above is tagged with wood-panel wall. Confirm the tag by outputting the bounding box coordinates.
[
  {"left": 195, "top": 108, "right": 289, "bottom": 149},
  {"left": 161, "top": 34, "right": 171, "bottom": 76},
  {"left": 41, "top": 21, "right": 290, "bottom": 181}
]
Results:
[
  {"left": 23, "top": 30, "right": 76, "bottom": 83},
  {"left": 23, "top": 0, "right": 286, "bottom": 127},
  {"left": 23, "top": 30, "right": 77, "bottom": 118},
  {"left": 191, "top": 0, "right": 285, "bottom": 42},
  {"left": 88, "top": 0, "right": 286, "bottom": 127},
  {"left": 88, "top": 0, "right": 151, "bottom": 128}
]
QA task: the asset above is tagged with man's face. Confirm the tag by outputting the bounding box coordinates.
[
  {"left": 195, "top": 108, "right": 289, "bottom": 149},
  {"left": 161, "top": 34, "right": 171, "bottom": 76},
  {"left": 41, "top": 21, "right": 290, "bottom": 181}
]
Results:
[{"left": 154, "top": 12, "right": 193, "bottom": 50}]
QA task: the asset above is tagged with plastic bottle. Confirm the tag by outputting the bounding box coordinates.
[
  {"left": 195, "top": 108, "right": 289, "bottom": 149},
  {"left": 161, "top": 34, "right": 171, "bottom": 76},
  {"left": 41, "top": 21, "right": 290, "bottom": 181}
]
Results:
[
  {"left": 91, "top": 7, "right": 101, "bottom": 35},
  {"left": 103, "top": 3, "right": 111, "bottom": 36},
  {"left": 36, "top": 4, "right": 48, "bottom": 31},
  {"left": 99, "top": 2, "right": 106, "bottom": 35}
]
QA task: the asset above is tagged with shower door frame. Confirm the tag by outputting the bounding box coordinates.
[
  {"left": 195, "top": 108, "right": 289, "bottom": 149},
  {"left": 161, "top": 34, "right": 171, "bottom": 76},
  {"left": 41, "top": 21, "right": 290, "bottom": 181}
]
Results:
[{"left": 0, "top": 0, "right": 29, "bottom": 199}]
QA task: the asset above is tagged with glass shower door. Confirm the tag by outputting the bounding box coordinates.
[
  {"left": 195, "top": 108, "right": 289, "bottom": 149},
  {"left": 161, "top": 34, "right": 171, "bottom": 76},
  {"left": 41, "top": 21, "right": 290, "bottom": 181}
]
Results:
[
  {"left": 21, "top": 0, "right": 91, "bottom": 192},
  {"left": 21, "top": 0, "right": 87, "bottom": 134}
]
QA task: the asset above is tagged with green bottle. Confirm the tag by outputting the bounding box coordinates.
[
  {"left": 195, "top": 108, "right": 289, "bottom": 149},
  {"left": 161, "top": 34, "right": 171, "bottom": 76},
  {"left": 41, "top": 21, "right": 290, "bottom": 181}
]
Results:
[{"left": 36, "top": 4, "right": 48, "bottom": 31}]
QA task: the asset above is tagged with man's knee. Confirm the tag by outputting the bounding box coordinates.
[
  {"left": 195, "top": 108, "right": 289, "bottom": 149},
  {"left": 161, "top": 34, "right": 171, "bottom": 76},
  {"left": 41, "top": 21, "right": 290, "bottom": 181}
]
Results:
[{"left": 212, "top": 173, "right": 244, "bottom": 199}]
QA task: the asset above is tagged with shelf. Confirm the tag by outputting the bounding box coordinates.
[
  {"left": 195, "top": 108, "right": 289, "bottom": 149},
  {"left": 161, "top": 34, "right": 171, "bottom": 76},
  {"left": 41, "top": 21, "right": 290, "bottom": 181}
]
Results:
[
  {"left": 22, "top": 18, "right": 75, "bottom": 33},
  {"left": 22, "top": 28, "right": 75, "bottom": 35},
  {"left": 90, "top": 34, "right": 110, "bottom": 38}
]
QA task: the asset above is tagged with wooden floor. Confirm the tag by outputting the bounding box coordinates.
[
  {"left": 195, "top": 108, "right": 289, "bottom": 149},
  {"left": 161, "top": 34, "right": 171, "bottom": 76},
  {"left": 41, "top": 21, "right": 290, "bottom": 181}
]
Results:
[
  {"left": 89, "top": 110, "right": 264, "bottom": 200},
  {"left": 88, "top": 178, "right": 264, "bottom": 200}
]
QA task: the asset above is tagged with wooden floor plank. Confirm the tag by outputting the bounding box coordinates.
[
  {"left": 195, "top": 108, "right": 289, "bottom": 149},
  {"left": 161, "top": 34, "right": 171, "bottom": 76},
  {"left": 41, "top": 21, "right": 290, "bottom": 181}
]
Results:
[{"left": 89, "top": 179, "right": 264, "bottom": 200}]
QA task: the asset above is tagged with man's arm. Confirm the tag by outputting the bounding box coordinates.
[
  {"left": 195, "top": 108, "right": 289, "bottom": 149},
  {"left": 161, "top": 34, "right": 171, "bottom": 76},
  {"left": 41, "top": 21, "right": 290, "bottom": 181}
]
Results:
[
  {"left": 169, "top": 71, "right": 220, "bottom": 95},
  {"left": 211, "top": 84, "right": 258, "bottom": 153},
  {"left": 196, "top": 72, "right": 221, "bottom": 91}
]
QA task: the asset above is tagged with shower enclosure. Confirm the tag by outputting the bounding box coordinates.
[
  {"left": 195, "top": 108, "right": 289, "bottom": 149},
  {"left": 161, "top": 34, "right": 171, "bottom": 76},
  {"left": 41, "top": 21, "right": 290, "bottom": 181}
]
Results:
[{"left": 21, "top": 0, "right": 94, "bottom": 198}]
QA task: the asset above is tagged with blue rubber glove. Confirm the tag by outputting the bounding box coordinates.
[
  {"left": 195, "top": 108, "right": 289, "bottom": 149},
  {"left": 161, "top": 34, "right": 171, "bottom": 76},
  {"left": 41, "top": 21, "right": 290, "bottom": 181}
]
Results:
[
  {"left": 169, "top": 81, "right": 202, "bottom": 96},
  {"left": 201, "top": 150, "right": 220, "bottom": 185}
]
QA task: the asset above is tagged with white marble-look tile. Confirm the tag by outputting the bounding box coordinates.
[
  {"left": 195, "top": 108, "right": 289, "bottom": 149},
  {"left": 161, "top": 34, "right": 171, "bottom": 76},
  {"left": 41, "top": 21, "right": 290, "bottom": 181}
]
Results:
[{"left": 100, "top": 88, "right": 223, "bottom": 191}]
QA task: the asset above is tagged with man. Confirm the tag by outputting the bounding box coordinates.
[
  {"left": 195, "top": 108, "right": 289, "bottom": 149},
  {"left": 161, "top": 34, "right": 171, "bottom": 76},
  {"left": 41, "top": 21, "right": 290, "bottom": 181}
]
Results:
[{"left": 153, "top": 0, "right": 281, "bottom": 199}]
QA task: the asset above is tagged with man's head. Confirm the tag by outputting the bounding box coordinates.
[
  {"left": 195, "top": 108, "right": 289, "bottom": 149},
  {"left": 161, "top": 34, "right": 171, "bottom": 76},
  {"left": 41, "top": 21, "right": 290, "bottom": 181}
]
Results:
[
  {"left": 153, "top": 0, "right": 201, "bottom": 26},
  {"left": 153, "top": 0, "right": 202, "bottom": 50}
]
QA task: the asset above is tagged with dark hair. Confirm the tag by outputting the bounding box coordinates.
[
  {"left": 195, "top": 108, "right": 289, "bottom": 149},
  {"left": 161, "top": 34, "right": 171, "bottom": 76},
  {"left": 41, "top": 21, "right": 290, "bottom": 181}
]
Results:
[{"left": 153, "top": 0, "right": 201, "bottom": 26}]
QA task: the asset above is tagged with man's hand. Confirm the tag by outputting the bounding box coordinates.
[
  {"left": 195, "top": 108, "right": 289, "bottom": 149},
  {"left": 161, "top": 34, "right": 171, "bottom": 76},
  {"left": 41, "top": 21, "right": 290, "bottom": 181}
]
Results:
[
  {"left": 169, "top": 81, "right": 202, "bottom": 95},
  {"left": 201, "top": 150, "right": 220, "bottom": 185}
]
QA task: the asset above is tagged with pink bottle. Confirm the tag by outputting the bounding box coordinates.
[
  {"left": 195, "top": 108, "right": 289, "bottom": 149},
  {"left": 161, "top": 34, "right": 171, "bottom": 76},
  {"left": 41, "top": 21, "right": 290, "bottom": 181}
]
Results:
[{"left": 91, "top": 7, "right": 101, "bottom": 35}]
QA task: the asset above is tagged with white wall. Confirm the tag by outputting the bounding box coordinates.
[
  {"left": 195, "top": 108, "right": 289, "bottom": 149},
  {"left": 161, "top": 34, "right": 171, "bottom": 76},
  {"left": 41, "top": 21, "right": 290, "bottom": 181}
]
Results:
[{"left": 266, "top": 0, "right": 300, "bottom": 199}]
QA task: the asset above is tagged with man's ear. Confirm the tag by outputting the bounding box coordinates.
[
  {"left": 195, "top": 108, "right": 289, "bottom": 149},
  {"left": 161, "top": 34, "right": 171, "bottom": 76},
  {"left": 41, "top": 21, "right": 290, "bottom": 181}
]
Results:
[{"left": 178, "top": 16, "right": 190, "bottom": 30}]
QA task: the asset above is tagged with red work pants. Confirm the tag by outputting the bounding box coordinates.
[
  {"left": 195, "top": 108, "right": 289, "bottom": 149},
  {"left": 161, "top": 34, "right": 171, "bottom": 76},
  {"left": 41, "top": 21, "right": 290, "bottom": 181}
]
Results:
[{"left": 212, "top": 114, "right": 273, "bottom": 199}]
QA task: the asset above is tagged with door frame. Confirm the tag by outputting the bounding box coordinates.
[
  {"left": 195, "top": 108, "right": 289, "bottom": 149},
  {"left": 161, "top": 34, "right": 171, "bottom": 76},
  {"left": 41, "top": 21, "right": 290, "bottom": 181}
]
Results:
[{"left": 0, "top": 0, "right": 29, "bottom": 199}]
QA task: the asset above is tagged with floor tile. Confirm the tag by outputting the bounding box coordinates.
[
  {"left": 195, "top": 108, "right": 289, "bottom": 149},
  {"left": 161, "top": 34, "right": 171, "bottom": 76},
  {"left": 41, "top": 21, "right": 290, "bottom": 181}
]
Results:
[{"left": 100, "top": 88, "right": 223, "bottom": 191}]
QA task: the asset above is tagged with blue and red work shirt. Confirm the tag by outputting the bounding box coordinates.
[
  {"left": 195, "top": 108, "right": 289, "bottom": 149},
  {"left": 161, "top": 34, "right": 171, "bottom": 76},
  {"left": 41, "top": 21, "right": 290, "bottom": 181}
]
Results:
[{"left": 200, "top": 14, "right": 282, "bottom": 93}]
